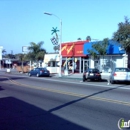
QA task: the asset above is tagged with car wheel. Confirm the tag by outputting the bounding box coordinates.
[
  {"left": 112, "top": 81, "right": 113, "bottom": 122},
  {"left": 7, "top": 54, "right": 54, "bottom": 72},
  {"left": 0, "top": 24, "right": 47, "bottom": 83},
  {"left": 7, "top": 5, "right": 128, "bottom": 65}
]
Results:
[
  {"left": 97, "top": 78, "right": 102, "bottom": 81},
  {"left": 86, "top": 78, "right": 89, "bottom": 82},
  {"left": 28, "top": 73, "right": 31, "bottom": 77},
  {"left": 36, "top": 73, "right": 40, "bottom": 77}
]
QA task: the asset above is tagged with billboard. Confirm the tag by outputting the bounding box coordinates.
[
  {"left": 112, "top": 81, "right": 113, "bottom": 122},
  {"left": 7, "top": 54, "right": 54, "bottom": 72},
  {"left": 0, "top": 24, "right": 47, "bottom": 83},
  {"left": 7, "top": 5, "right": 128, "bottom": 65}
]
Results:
[{"left": 22, "top": 46, "right": 29, "bottom": 52}]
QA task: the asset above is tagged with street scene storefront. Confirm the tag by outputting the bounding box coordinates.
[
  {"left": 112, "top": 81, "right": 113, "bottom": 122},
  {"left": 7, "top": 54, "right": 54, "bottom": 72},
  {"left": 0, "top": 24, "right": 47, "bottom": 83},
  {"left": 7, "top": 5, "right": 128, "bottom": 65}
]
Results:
[
  {"left": 83, "top": 40, "right": 126, "bottom": 73},
  {"left": 61, "top": 40, "right": 89, "bottom": 73},
  {"left": 43, "top": 40, "right": 127, "bottom": 74}
]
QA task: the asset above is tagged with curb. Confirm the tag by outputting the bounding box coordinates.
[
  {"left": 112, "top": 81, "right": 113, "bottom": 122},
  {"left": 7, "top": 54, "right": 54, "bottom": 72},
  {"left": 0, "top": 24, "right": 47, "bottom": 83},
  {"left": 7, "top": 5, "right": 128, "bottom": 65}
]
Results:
[
  {"left": 3, "top": 71, "right": 83, "bottom": 80},
  {"left": 55, "top": 76, "right": 82, "bottom": 80}
]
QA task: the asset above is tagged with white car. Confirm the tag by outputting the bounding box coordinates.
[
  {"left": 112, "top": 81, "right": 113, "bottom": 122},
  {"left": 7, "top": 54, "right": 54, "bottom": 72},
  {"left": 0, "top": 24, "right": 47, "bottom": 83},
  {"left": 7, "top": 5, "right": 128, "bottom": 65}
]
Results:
[{"left": 110, "top": 67, "right": 130, "bottom": 84}]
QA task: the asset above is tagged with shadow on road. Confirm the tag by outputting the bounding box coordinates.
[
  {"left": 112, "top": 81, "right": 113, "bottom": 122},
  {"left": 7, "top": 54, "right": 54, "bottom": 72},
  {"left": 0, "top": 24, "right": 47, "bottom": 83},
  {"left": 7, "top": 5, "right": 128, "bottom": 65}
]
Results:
[
  {"left": 48, "top": 85, "right": 127, "bottom": 113},
  {"left": 0, "top": 86, "right": 4, "bottom": 91},
  {"left": 0, "top": 76, "right": 27, "bottom": 82},
  {"left": 0, "top": 97, "right": 91, "bottom": 130}
]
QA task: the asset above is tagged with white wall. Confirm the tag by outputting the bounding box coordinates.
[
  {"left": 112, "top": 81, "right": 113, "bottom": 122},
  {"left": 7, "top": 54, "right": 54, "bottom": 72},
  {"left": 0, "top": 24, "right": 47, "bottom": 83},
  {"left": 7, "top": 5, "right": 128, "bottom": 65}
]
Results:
[
  {"left": 97, "top": 55, "right": 124, "bottom": 72},
  {"left": 47, "top": 67, "right": 59, "bottom": 73},
  {"left": 44, "top": 54, "right": 59, "bottom": 63},
  {"left": 90, "top": 56, "right": 94, "bottom": 68},
  {"left": 43, "top": 54, "right": 60, "bottom": 73}
]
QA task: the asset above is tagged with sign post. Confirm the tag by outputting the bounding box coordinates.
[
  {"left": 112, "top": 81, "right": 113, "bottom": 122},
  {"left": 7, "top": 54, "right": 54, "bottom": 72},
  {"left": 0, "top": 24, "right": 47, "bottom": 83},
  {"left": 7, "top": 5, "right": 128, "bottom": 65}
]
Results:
[{"left": 0, "top": 46, "right": 3, "bottom": 70}]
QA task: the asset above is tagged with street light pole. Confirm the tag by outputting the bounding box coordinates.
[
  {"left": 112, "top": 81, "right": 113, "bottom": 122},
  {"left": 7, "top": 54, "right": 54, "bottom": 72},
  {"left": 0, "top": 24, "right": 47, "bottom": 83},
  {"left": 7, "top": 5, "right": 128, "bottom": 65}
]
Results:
[
  {"left": 0, "top": 46, "right": 3, "bottom": 70},
  {"left": 44, "top": 12, "right": 62, "bottom": 77}
]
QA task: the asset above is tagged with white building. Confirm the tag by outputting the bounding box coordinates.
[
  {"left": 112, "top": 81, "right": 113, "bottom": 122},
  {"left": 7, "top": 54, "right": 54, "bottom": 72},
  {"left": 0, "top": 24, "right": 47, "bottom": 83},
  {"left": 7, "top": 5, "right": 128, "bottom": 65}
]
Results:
[{"left": 43, "top": 53, "right": 60, "bottom": 73}]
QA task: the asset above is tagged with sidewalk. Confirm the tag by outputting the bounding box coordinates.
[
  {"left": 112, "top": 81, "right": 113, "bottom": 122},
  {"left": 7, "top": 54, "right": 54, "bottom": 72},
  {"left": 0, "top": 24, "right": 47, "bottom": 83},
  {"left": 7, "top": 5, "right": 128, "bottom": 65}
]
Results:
[
  {"left": 0, "top": 68, "right": 84, "bottom": 79},
  {"left": 51, "top": 73, "right": 83, "bottom": 80}
]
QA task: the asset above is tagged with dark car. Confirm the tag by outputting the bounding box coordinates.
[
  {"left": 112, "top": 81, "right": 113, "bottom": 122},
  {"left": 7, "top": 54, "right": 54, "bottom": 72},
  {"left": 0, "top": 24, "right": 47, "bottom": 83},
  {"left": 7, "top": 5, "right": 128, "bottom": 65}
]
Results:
[
  {"left": 28, "top": 67, "right": 50, "bottom": 77},
  {"left": 83, "top": 68, "right": 101, "bottom": 82}
]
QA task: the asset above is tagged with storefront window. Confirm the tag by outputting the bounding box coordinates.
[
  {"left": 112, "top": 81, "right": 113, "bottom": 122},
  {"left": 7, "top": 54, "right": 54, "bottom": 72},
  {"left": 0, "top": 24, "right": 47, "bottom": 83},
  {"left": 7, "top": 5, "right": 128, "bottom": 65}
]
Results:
[
  {"left": 100, "top": 56, "right": 123, "bottom": 73},
  {"left": 48, "top": 61, "right": 56, "bottom": 67},
  {"left": 94, "top": 60, "right": 100, "bottom": 69}
]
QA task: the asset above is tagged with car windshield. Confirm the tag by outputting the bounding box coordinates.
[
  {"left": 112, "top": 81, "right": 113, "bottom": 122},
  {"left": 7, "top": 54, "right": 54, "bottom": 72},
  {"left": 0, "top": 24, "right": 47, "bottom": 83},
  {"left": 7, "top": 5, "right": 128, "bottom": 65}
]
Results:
[
  {"left": 86, "top": 68, "right": 99, "bottom": 73},
  {"left": 115, "top": 68, "right": 130, "bottom": 72},
  {"left": 38, "top": 68, "right": 47, "bottom": 70}
]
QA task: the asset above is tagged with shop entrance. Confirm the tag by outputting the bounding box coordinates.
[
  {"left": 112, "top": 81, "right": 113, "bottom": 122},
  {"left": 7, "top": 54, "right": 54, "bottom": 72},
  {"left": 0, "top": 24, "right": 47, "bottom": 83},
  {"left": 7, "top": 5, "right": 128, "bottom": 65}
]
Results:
[{"left": 83, "top": 60, "right": 89, "bottom": 73}]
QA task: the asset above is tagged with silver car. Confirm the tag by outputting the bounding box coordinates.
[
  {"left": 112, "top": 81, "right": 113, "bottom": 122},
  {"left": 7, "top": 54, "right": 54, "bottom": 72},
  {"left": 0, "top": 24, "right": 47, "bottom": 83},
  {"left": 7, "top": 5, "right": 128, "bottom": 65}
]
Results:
[{"left": 110, "top": 67, "right": 130, "bottom": 84}]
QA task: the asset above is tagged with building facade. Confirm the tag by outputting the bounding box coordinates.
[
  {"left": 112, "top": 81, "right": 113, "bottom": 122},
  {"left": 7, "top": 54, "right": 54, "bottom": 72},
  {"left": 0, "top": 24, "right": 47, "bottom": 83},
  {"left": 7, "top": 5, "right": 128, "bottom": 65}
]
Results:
[
  {"left": 83, "top": 40, "right": 126, "bottom": 73},
  {"left": 43, "top": 40, "right": 127, "bottom": 74},
  {"left": 61, "top": 40, "right": 89, "bottom": 73}
]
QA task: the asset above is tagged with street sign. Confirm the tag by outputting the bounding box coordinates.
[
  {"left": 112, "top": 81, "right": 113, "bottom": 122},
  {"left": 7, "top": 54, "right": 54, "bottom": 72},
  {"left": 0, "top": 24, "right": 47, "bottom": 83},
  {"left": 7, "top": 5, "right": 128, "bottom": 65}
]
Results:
[{"left": 50, "top": 36, "right": 58, "bottom": 45}]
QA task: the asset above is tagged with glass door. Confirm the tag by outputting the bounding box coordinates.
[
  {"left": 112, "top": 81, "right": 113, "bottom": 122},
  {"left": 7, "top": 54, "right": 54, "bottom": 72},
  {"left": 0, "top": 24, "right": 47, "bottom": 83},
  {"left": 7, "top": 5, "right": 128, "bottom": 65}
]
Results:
[{"left": 83, "top": 60, "right": 89, "bottom": 72}]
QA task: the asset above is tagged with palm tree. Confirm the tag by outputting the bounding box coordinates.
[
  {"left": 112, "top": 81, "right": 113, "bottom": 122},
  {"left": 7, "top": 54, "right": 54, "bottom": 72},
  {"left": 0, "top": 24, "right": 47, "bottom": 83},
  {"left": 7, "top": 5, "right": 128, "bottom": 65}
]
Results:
[
  {"left": 27, "top": 41, "right": 46, "bottom": 66},
  {"left": 77, "top": 38, "right": 82, "bottom": 40},
  {"left": 15, "top": 53, "right": 27, "bottom": 72},
  {"left": 86, "top": 36, "right": 91, "bottom": 41}
]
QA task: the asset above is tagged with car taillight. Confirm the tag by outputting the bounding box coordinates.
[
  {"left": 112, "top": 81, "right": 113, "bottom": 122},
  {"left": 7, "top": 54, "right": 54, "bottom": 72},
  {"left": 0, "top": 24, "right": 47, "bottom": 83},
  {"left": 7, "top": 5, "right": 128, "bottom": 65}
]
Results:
[
  {"left": 40, "top": 70, "right": 44, "bottom": 73},
  {"left": 96, "top": 73, "right": 100, "bottom": 76},
  {"left": 113, "top": 73, "right": 117, "bottom": 76}
]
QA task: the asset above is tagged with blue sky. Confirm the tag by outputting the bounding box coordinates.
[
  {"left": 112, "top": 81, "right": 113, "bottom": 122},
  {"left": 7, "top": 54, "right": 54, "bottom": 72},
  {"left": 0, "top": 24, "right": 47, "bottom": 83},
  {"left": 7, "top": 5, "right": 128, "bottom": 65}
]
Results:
[{"left": 0, "top": 0, "right": 130, "bottom": 54}]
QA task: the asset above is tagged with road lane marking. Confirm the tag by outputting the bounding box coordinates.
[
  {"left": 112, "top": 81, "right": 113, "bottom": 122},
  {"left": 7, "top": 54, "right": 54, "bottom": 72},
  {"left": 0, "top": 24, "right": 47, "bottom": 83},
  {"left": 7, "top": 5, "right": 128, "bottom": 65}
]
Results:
[
  {"left": 5, "top": 78, "right": 130, "bottom": 107},
  {"left": 1, "top": 75, "right": 130, "bottom": 106}
]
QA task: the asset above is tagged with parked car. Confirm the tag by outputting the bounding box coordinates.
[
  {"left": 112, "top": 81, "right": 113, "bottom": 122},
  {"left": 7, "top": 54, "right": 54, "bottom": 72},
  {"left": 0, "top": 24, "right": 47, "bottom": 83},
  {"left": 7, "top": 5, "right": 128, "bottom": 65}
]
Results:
[
  {"left": 83, "top": 68, "right": 102, "bottom": 82},
  {"left": 110, "top": 67, "right": 130, "bottom": 84},
  {"left": 28, "top": 67, "right": 50, "bottom": 77}
]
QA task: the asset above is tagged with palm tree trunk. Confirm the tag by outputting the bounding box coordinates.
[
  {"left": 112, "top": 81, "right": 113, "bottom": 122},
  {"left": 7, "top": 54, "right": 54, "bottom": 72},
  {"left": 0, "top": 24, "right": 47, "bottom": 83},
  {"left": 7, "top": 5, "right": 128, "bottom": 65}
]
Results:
[{"left": 21, "top": 61, "right": 24, "bottom": 73}]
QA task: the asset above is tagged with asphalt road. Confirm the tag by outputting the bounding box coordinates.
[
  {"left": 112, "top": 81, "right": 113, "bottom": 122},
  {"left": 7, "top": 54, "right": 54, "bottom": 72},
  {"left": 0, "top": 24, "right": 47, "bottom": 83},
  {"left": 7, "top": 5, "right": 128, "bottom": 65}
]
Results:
[{"left": 0, "top": 73, "right": 130, "bottom": 130}]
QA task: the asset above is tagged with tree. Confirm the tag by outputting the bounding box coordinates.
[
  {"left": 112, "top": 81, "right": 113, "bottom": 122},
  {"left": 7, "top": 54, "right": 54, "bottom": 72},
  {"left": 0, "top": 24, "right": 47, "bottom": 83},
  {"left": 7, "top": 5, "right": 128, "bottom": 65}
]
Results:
[
  {"left": 87, "top": 49, "right": 97, "bottom": 60},
  {"left": 53, "top": 45, "right": 59, "bottom": 53},
  {"left": 53, "top": 46, "right": 57, "bottom": 52},
  {"left": 86, "top": 36, "right": 91, "bottom": 42},
  {"left": 2, "top": 49, "right": 6, "bottom": 54},
  {"left": 15, "top": 53, "right": 27, "bottom": 72},
  {"left": 27, "top": 41, "right": 46, "bottom": 65},
  {"left": 113, "top": 16, "right": 130, "bottom": 52},
  {"left": 7, "top": 54, "right": 15, "bottom": 59},
  {"left": 87, "top": 38, "right": 109, "bottom": 67},
  {"left": 77, "top": 38, "right": 82, "bottom": 40}
]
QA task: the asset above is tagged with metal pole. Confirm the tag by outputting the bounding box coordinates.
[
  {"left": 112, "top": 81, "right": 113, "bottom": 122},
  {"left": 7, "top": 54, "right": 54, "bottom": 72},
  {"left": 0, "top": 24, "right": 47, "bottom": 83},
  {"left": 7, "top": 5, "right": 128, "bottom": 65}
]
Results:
[
  {"left": 65, "top": 57, "right": 68, "bottom": 74},
  {"left": 0, "top": 46, "right": 3, "bottom": 70},
  {"left": 0, "top": 60, "right": 1, "bottom": 70},
  {"left": 44, "top": 12, "right": 62, "bottom": 77},
  {"left": 59, "top": 19, "right": 62, "bottom": 77},
  {"left": 30, "top": 60, "right": 31, "bottom": 70}
]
